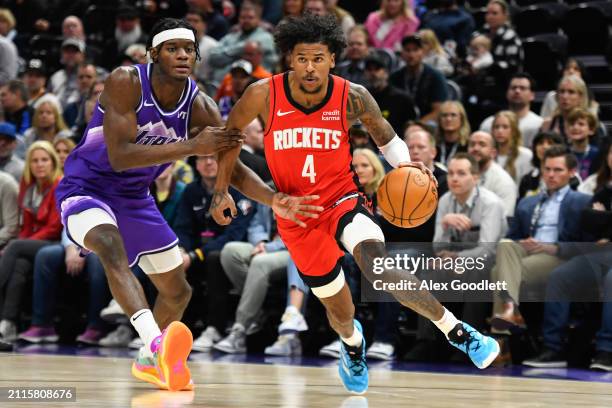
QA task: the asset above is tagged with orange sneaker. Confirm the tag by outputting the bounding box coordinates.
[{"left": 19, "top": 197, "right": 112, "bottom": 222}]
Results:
[{"left": 131, "top": 321, "right": 194, "bottom": 391}]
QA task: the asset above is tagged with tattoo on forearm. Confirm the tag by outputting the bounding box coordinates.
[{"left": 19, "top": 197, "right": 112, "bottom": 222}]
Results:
[
  {"left": 347, "top": 85, "right": 397, "bottom": 146},
  {"left": 210, "top": 191, "right": 225, "bottom": 211}
]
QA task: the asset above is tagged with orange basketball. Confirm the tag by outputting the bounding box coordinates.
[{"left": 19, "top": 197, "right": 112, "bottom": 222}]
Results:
[{"left": 376, "top": 166, "right": 438, "bottom": 228}]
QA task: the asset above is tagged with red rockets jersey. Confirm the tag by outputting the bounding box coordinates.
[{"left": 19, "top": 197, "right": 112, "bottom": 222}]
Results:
[{"left": 264, "top": 72, "right": 358, "bottom": 211}]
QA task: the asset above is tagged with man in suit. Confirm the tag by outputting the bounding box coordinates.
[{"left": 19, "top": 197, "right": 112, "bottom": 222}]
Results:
[{"left": 489, "top": 145, "right": 592, "bottom": 330}]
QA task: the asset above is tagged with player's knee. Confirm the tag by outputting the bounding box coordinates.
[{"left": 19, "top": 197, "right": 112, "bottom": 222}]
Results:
[{"left": 90, "top": 232, "right": 124, "bottom": 270}]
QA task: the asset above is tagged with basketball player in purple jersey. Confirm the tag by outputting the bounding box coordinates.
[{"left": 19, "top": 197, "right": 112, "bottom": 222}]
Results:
[{"left": 56, "top": 18, "right": 321, "bottom": 391}]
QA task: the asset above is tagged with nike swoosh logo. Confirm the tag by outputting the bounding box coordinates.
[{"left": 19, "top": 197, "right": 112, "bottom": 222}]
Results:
[
  {"left": 144, "top": 100, "right": 154, "bottom": 107},
  {"left": 277, "top": 109, "right": 295, "bottom": 117},
  {"left": 341, "top": 354, "right": 352, "bottom": 377}
]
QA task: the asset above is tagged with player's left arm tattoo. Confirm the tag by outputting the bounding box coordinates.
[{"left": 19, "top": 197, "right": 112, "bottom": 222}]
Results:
[{"left": 346, "top": 83, "right": 397, "bottom": 147}]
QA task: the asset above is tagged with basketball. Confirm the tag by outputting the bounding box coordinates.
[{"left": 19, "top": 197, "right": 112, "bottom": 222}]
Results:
[{"left": 377, "top": 166, "right": 438, "bottom": 228}]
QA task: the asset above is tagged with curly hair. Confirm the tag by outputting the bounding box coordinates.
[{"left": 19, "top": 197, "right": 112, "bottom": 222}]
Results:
[{"left": 274, "top": 13, "right": 347, "bottom": 57}]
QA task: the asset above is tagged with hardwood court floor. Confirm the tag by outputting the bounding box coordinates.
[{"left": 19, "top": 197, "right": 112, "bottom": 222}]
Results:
[{"left": 1, "top": 354, "right": 611, "bottom": 407}]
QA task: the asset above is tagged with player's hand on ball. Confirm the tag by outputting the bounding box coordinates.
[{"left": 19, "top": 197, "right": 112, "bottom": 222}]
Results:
[
  {"left": 210, "top": 190, "right": 238, "bottom": 225},
  {"left": 191, "top": 126, "right": 245, "bottom": 155},
  {"left": 272, "top": 193, "right": 324, "bottom": 228},
  {"left": 398, "top": 161, "right": 438, "bottom": 187}
]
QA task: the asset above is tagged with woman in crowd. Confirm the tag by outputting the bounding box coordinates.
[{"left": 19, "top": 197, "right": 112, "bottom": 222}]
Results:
[
  {"left": 419, "top": 29, "right": 453, "bottom": 77},
  {"left": 478, "top": 0, "right": 522, "bottom": 82},
  {"left": 53, "top": 136, "right": 76, "bottom": 171},
  {"left": 365, "top": 0, "right": 419, "bottom": 52},
  {"left": 541, "top": 58, "right": 598, "bottom": 119},
  {"left": 492, "top": 111, "right": 532, "bottom": 183},
  {"left": 435, "top": 101, "right": 470, "bottom": 166},
  {"left": 18, "top": 101, "right": 71, "bottom": 159},
  {"left": 280, "top": 0, "right": 304, "bottom": 23},
  {"left": 0, "top": 141, "right": 62, "bottom": 341},
  {"left": 540, "top": 75, "right": 592, "bottom": 142}
]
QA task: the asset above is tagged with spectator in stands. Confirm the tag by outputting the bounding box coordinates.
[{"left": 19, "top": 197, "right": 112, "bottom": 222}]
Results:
[
  {"left": 324, "top": 0, "right": 355, "bottom": 38},
  {"left": 421, "top": 0, "right": 474, "bottom": 58},
  {"left": 0, "top": 22, "right": 17, "bottom": 85},
  {"left": 19, "top": 101, "right": 72, "bottom": 159},
  {"left": 18, "top": 232, "right": 111, "bottom": 345},
  {"left": 580, "top": 143, "right": 612, "bottom": 196},
  {"left": 390, "top": 35, "right": 449, "bottom": 122},
  {"left": 0, "top": 122, "right": 24, "bottom": 182},
  {"left": 213, "top": 203, "right": 291, "bottom": 354},
  {"left": 477, "top": 0, "right": 523, "bottom": 84},
  {"left": 304, "top": 0, "right": 328, "bottom": 17},
  {"left": 468, "top": 131, "right": 517, "bottom": 217},
  {"left": 0, "top": 80, "right": 33, "bottom": 135},
  {"left": 492, "top": 111, "right": 533, "bottom": 183},
  {"left": 523, "top": 188, "right": 612, "bottom": 370},
  {"left": 406, "top": 153, "right": 506, "bottom": 361},
  {"left": 418, "top": 29, "right": 453, "bottom": 77},
  {"left": 567, "top": 108, "right": 600, "bottom": 181},
  {"left": 72, "top": 79, "right": 104, "bottom": 142},
  {"left": 175, "top": 155, "right": 255, "bottom": 351},
  {"left": 105, "top": 5, "right": 148, "bottom": 67},
  {"left": 150, "top": 162, "right": 187, "bottom": 228},
  {"left": 185, "top": 9, "right": 219, "bottom": 85},
  {"left": 489, "top": 146, "right": 591, "bottom": 332},
  {"left": 480, "top": 73, "right": 544, "bottom": 148},
  {"left": 49, "top": 38, "right": 86, "bottom": 110},
  {"left": 23, "top": 59, "right": 61, "bottom": 112},
  {"left": 61, "top": 15, "right": 85, "bottom": 41},
  {"left": 364, "top": 52, "right": 417, "bottom": 135},
  {"left": 281, "top": 0, "right": 305, "bottom": 22},
  {"left": 218, "top": 60, "right": 254, "bottom": 121},
  {"left": 187, "top": 0, "right": 230, "bottom": 41},
  {"left": 239, "top": 118, "right": 271, "bottom": 182},
  {"left": 365, "top": 0, "right": 419, "bottom": 52},
  {"left": 215, "top": 41, "right": 272, "bottom": 102},
  {"left": 123, "top": 44, "right": 147, "bottom": 65},
  {"left": 52, "top": 137, "right": 75, "bottom": 171},
  {"left": 0, "top": 8, "right": 16, "bottom": 42},
  {"left": 466, "top": 35, "right": 493, "bottom": 73},
  {"left": 335, "top": 25, "right": 371, "bottom": 87},
  {"left": 0, "top": 170, "right": 18, "bottom": 249},
  {"left": 435, "top": 101, "right": 470, "bottom": 166},
  {"left": 519, "top": 131, "right": 570, "bottom": 199},
  {"left": 63, "top": 63, "right": 98, "bottom": 129},
  {"left": 540, "top": 75, "right": 591, "bottom": 142},
  {"left": 0, "top": 141, "right": 62, "bottom": 341},
  {"left": 540, "top": 58, "right": 599, "bottom": 119},
  {"left": 208, "top": 1, "right": 278, "bottom": 85}
]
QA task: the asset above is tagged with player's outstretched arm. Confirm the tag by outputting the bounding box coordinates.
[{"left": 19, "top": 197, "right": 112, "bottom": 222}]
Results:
[
  {"left": 347, "top": 83, "right": 435, "bottom": 181},
  {"left": 102, "top": 67, "right": 243, "bottom": 172},
  {"left": 211, "top": 79, "right": 269, "bottom": 224}
]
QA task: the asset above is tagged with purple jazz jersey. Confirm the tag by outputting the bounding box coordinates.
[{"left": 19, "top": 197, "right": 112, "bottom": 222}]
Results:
[{"left": 56, "top": 63, "right": 199, "bottom": 266}]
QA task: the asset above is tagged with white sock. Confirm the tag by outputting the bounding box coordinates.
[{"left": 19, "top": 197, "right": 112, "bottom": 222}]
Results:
[
  {"left": 340, "top": 324, "right": 363, "bottom": 348},
  {"left": 285, "top": 305, "right": 299, "bottom": 315},
  {"left": 432, "top": 308, "right": 461, "bottom": 339},
  {"left": 130, "top": 309, "right": 161, "bottom": 357}
]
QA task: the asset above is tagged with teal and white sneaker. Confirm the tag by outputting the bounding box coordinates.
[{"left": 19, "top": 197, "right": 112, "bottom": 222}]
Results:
[
  {"left": 448, "top": 322, "right": 500, "bottom": 369},
  {"left": 338, "top": 320, "right": 368, "bottom": 394}
]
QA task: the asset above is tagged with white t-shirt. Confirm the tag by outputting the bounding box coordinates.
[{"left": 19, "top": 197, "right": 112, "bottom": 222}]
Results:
[{"left": 496, "top": 146, "right": 533, "bottom": 184}]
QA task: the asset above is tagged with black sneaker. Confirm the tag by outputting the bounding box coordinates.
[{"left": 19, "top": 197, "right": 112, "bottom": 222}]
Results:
[
  {"left": 590, "top": 350, "right": 612, "bottom": 372},
  {"left": 523, "top": 348, "right": 567, "bottom": 368},
  {"left": 0, "top": 339, "right": 12, "bottom": 352}
]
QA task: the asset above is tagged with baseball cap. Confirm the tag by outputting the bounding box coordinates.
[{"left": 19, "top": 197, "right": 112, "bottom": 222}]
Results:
[
  {"left": 24, "top": 58, "right": 46, "bottom": 76},
  {"left": 62, "top": 38, "right": 86, "bottom": 53},
  {"left": 0, "top": 122, "right": 17, "bottom": 140},
  {"left": 230, "top": 59, "right": 253, "bottom": 75},
  {"left": 401, "top": 34, "right": 423, "bottom": 48}
]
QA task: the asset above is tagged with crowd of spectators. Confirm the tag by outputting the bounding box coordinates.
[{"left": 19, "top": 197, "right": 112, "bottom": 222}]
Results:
[{"left": 0, "top": 0, "right": 610, "bottom": 371}]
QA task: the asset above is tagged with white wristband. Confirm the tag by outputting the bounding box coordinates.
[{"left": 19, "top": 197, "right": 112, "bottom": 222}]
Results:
[{"left": 379, "top": 135, "right": 410, "bottom": 168}]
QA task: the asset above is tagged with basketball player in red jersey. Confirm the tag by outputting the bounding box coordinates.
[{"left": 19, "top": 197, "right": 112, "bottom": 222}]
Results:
[{"left": 213, "top": 14, "right": 500, "bottom": 394}]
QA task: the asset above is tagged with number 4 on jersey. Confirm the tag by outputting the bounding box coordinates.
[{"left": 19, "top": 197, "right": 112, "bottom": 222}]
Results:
[{"left": 302, "top": 154, "right": 316, "bottom": 183}]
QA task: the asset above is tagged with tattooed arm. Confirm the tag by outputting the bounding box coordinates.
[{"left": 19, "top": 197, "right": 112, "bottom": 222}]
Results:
[{"left": 346, "top": 82, "right": 398, "bottom": 147}]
